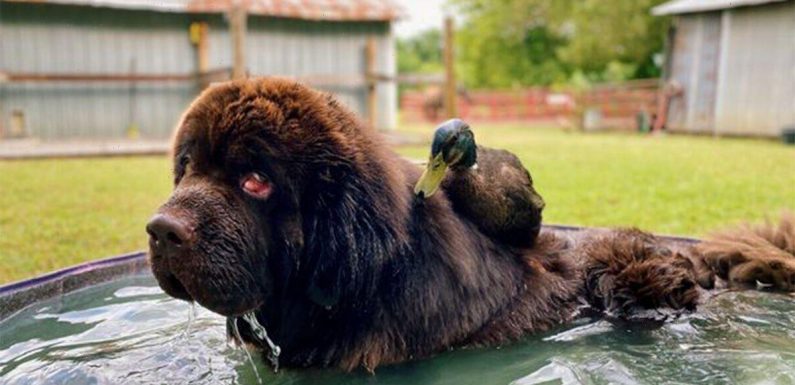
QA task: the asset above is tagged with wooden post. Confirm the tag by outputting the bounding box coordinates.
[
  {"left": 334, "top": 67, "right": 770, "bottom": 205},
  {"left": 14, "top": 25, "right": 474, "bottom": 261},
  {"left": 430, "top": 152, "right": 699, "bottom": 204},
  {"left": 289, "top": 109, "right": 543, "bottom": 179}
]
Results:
[
  {"left": 443, "top": 17, "right": 457, "bottom": 119},
  {"left": 230, "top": 2, "right": 247, "bottom": 80},
  {"left": 190, "top": 22, "right": 210, "bottom": 87},
  {"left": 365, "top": 37, "right": 378, "bottom": 129},
  {"left": 0, "top": 76, "right": 5, "bottom": 138},
  {"left": 198, "top": 23, "right": 209, "bottom": 86}
]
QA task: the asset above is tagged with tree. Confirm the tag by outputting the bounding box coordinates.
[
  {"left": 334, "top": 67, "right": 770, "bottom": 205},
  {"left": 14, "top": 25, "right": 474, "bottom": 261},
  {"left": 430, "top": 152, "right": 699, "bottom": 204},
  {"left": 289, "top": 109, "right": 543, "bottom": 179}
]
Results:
[
  {"left": 454, "top": 0, "right": 569, "bottom": 88},
  {"left": 556, "top": 0, "right": 670, "bottom": 79},
  {"left": 451, "top": 0, "right": 670, "bottom": 88},
  {"left": 397, "top": 29, "right": 445, "bottom": 74}
]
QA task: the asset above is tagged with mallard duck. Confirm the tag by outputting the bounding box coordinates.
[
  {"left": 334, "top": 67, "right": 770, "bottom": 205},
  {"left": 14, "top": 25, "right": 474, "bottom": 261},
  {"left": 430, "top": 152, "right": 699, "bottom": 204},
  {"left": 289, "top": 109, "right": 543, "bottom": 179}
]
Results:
[{"left": 414, "top": 119, "right": 546, "bottom": 247}]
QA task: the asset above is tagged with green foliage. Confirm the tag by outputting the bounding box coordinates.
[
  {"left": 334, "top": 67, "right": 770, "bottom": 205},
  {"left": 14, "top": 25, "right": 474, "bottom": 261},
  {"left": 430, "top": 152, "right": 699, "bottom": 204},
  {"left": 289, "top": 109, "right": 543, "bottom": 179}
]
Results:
[
  {"left": 453, "top": 0, "right": 569, "bottom": 87},
  {"left": 557, "top": 0, "right": 670, "bottom": 79},
  {"left": 451, "top": 0, "right": 670, "bottom": 88},
  {"left": 397, "top": 29, "right": 445, "bottom": 74},
  {"left": 459, "top": 24, "right": 568, "bottom": 88}
]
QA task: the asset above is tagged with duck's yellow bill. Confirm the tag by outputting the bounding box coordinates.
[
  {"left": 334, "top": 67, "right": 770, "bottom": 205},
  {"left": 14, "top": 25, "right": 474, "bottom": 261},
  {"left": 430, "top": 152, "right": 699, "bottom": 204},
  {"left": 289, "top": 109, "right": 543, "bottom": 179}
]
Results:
[{"left": 414, "top": 154, "right": 447, "bottom": 198}]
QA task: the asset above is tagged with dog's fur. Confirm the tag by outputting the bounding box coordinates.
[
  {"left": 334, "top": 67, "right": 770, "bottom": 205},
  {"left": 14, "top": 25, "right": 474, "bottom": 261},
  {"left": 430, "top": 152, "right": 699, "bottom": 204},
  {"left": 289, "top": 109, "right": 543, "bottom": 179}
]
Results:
[{"left": 148, "top": 78, "right": 795, "bottom": 372}]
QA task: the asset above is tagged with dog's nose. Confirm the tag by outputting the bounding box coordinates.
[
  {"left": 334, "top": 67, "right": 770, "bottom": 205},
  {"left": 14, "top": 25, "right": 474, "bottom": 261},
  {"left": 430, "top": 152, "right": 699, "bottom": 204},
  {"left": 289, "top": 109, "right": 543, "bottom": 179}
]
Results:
[{"left": 146, "top": 214, "right": 195, "bottom": 256}]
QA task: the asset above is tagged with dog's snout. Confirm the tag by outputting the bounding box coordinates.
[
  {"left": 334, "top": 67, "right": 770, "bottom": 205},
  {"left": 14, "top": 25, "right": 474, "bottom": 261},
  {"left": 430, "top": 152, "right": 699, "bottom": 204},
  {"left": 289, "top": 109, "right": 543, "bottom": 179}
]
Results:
[{"left": 147, "top": 213, "right": 195, "bottom": 256}]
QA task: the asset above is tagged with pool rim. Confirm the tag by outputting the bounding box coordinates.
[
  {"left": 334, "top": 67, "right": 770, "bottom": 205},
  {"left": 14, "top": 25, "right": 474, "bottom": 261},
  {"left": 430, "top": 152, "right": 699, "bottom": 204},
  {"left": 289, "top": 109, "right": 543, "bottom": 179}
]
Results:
[
  {"left": 0, "top": 225, "right": 699, "bottom": 321},
  {"left": 0, "top": 251, "right": 150, "bottom": 320}
]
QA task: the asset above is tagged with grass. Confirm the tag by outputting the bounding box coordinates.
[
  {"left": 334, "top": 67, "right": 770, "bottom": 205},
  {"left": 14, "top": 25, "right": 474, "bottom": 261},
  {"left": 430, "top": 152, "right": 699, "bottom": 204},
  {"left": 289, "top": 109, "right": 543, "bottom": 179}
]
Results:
[
  {"left": 1, "top": 124, "right": 793, "bottom": 283},
  {"left": 0, "top": 157, "right": 173, "bottom": 284},
  {"left": 400, "top": 124, "right": 795, "bottom": 235}
]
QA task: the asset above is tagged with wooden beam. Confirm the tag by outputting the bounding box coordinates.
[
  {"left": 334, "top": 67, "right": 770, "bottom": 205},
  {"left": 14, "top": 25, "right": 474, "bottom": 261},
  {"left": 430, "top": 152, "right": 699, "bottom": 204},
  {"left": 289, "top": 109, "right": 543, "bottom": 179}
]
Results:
[
  {"left": 1, "top": 70, "right": 443, "bottom": 87},
  {"left": 230, "top": 2, "right": 247, "bottom": 80},
  {"left": 2, "top": 68, "right": 231, "bottom": 83},
  {"left": 366, "top": 72, "right": 444, "bottom": 86},
  {"left": 366, "top": 37, "right": 378, "bottom": 129},
  {"left": 443, "top": 16, "right": 457, "bottom": 118}
]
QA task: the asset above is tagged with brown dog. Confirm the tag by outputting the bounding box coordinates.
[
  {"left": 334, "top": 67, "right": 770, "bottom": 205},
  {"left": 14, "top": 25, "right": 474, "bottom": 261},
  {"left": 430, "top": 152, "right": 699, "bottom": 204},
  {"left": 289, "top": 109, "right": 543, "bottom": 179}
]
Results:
[{"left": 146, "top": 77, "right": 795, "bottom": 371}]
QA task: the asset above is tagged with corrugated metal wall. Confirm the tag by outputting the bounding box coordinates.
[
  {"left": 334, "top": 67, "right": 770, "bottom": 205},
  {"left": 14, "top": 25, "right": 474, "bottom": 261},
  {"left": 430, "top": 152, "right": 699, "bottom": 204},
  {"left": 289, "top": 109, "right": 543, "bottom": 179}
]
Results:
[
  {"left": 666, "top": 2, "right": 795, "bottom": 136},
  {"left": 714, "top": 1, "right": 795, "bottom": 136},
  {"left": 667, "top": 13, "right": 722, "bottom": 134},
  {"left": 0, "top": 3, "right": 197, "bottom": 139},
  {"left": 0, "top": 2, "right": 396, "bottom": 140},
  {"left": 205, "top": 16, "right": 396, "bottom": 130}
]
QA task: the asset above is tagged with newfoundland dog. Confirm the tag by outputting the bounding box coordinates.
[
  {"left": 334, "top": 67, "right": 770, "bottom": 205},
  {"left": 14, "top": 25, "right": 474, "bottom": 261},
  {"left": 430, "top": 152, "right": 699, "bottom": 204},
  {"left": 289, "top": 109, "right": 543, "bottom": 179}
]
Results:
[{"left": 147, "top": 77, "right": 795, "bottom": 372}]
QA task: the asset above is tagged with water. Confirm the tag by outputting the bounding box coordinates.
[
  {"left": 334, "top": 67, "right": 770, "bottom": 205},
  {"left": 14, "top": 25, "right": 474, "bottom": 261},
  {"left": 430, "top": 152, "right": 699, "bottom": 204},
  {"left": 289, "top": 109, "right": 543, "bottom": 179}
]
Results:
[
  {"left": 230, "top": 316, "right": 264, "bottom": 385},
  {"left": 2, "top": 275, "right": 795, "bottom": 385},
  {"left": 241, "top": 312, "right": 281, "bottom": 371}
]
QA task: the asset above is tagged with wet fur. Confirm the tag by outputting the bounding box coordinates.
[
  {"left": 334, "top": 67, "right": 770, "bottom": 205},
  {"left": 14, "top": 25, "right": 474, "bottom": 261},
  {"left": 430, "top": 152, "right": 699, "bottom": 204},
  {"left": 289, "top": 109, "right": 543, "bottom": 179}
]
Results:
[
  {"left": 150, "top": 78, "right": 795, "bottom": 372},
  {"left": 696, "top": 213, "right": 795, "bottom": 291},
  {"left": 581, "top": 229, "right": 701, "bottom": 314}
]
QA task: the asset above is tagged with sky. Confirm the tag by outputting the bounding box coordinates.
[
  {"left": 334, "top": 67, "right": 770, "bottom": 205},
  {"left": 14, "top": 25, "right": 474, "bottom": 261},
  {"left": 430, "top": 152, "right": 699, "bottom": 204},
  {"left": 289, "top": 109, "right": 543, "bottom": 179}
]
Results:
[{"left": 393, "top": 0, "right": 448, "bottom": 38}]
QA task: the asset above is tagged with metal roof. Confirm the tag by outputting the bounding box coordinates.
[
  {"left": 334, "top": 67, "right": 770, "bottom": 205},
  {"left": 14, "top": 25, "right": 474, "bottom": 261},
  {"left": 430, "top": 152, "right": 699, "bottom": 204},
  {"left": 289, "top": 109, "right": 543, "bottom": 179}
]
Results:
[
  {"left": 652, "top": 0, "right": 791, "bottom": 15},
  {"left": 2, "top": 0, "right": 404, "bottom": 21}
]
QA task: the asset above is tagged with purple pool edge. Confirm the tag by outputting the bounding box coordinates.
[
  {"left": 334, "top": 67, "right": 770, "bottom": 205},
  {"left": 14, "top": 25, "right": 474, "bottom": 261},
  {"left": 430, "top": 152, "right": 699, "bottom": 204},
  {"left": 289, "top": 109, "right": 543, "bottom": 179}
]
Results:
[
  {"left": 0, "top": 251, "right": 150, "bottom": 320},
  {"left": 0, "top": 225, "right": 699, "bottom": 321}
]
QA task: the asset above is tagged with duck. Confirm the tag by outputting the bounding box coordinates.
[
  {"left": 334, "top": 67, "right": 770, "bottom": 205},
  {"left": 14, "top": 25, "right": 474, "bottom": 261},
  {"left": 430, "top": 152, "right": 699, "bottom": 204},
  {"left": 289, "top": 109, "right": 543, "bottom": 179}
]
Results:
[{"left": 414, "top": 119, "right": 546, "bottom": 248}]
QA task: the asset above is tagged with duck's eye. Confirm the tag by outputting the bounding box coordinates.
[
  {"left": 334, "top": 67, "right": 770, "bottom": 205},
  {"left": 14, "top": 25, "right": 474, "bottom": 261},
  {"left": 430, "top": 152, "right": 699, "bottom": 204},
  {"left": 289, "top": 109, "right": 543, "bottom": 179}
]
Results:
[{"left": 241, "top": 172, "right": 273, "bottom": 199}]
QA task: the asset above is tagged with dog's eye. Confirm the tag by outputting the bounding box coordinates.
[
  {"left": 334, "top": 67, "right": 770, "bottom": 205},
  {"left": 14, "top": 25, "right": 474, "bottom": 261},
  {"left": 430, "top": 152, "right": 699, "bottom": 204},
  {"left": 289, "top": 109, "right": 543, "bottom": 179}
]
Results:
[
  {"left": 174, "top": 155, "right": 191, "bottom": 184},
  {"left": 241, "top": 172, "right": 273, "bottom": 199},
  {"left": 181, "top": 155, "right": 193, "bottom": 173}
]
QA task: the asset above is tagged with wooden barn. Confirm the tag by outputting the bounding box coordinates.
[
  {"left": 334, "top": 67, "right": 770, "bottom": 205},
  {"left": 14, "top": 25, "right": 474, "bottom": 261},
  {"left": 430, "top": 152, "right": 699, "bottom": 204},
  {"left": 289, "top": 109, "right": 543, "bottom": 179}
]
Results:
[
  {"left": 653, "top": 0, "right": 795, "bottom": 137},
  {"left": 0, "top": 0, "right": 400, "bottom": 140}
]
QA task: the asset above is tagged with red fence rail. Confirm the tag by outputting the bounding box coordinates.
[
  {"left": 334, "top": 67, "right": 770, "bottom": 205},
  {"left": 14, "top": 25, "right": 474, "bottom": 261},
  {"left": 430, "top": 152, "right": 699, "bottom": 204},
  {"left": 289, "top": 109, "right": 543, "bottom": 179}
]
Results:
[{"left": 401, "top": 79, "right": 660, "bottom": 130}]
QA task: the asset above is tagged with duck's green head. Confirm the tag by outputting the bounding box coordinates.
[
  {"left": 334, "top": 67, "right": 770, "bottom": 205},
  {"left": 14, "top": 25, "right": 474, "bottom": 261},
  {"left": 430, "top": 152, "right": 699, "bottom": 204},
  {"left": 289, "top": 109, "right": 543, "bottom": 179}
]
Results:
[{"left": 414, "top": 118, "right": 477, "bottom": 198}]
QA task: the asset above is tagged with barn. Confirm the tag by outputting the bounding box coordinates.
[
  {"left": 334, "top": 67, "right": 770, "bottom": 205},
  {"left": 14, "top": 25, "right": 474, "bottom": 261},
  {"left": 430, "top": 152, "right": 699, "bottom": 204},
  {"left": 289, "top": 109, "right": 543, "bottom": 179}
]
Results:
[
  {"left": 0, "top": 0, "right": 400, "bottom": 140},
  {"left": 653, "top": 0, "right": 795, "bottom": 137}
]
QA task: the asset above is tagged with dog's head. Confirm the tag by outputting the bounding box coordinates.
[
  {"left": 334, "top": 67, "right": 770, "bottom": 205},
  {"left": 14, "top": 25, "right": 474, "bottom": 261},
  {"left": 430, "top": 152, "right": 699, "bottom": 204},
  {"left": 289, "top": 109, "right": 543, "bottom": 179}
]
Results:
[{"left": 147, "top": 78, "right": 396, "bottom": 316}]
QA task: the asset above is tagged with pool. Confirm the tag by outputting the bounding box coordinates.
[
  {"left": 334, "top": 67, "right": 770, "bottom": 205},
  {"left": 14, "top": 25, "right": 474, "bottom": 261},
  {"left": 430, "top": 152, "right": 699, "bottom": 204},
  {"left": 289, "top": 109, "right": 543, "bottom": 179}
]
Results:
[{"left": 2, "top": 236, "right": 795, "bottom": 384}]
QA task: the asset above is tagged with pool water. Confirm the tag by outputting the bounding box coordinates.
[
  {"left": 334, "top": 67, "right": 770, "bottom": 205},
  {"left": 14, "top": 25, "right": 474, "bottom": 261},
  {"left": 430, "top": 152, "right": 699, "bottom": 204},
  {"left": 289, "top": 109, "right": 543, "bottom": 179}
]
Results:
[{"left": 2, "top": 275, "right": 795, "bottom": 385}]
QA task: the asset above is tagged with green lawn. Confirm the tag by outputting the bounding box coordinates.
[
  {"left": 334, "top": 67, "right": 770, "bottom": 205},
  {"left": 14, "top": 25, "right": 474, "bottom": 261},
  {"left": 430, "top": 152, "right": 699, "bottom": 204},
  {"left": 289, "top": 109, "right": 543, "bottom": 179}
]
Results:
[
  {"left": 0, "top": 157, "right": 172, "bottom": 284},
  {"left": 1, "top": 125, "right": 793, "bottom": 283}
]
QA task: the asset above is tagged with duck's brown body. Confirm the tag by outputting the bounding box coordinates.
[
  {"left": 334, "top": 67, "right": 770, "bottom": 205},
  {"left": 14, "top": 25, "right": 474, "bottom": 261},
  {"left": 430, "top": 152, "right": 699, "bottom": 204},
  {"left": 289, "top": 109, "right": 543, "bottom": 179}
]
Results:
[{"left": 442, "top": 146, "right": 545, "bottom": 248}]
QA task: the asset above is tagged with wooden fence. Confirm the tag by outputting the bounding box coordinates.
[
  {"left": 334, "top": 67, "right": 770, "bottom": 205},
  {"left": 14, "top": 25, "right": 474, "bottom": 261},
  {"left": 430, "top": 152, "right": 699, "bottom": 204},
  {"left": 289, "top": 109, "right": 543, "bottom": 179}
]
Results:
[{"left": 401, "top": 79, "right": 660, "bottom": 131}]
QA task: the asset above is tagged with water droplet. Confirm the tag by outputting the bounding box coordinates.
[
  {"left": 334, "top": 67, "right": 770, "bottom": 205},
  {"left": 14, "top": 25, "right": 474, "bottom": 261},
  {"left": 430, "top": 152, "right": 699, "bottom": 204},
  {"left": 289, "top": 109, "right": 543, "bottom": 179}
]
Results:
[
  {"left": 180, "top": 302, "right": 197, "bottom": 339},
  {"left": 231, "top": 317, "right": 263, "bottom": 385},
  {"left": 243, "top": 312, "right": 281, "bottom": 372}
]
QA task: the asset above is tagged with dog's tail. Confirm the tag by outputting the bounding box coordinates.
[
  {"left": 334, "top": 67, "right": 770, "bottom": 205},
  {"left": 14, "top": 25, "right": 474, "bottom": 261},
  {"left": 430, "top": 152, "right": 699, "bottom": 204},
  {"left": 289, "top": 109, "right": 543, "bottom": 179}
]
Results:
[{"left": 695, "top": 212, "right": 795, "bottom": 292}]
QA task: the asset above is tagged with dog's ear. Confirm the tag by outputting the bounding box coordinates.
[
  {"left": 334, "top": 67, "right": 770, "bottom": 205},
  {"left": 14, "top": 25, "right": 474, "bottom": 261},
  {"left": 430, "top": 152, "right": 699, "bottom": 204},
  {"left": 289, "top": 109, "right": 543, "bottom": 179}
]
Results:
[
  {"left": 307, "top": 272, "right": 341, "bottom": 309},
  {"left": 302, "top": 210, "right": 343, "bottom": 309},
  {"left": 270, "top": 210, "right": 304, "bottom": 294},
  {"left": 302, "top": 157, "right": 354, "bottom": 209}
]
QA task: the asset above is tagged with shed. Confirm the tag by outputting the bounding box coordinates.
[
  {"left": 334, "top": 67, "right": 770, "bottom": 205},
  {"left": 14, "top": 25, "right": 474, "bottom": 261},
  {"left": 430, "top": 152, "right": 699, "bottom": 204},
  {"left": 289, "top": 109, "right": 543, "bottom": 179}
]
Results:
[
  {"left": 0, "top": 0, "right": 401, "bottom": 140},
  {"left": 653, "top": 0, "right": 795, "bottom": 137}
]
